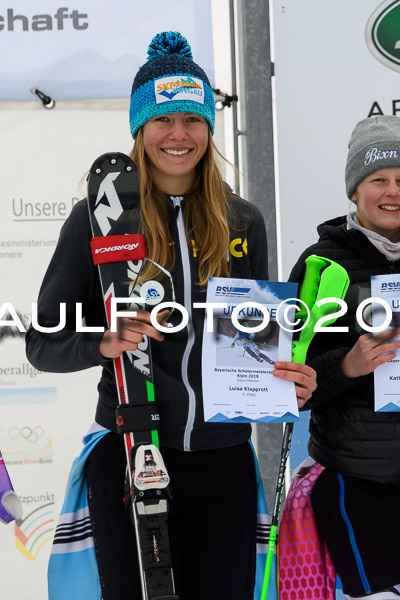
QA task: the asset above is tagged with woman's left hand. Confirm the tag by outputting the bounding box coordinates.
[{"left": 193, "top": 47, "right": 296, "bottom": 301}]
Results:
[{"left": 272, "top": 362, "right": 317, "bottom": 408}]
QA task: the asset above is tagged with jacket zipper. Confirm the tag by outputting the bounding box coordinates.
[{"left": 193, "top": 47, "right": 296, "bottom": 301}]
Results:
[{"left": 170, "top": 196, "right": 196, "bottom": 452}]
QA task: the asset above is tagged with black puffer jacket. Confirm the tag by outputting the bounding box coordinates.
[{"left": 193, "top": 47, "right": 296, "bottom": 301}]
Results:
[{"left": 290, "top": 215, "right": 400, "bottom": 483}]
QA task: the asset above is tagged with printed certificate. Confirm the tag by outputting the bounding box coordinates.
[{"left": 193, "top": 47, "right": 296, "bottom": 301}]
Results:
[
  {"left": 371, "top": 273, "right": 400, "bottom": 412},
  {"left": 201, "top": 277, "right": 299, "bottom": 423}
]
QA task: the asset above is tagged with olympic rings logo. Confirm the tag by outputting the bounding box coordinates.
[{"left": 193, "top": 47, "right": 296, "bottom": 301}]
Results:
[{"left": 8, "top": 426, "right": 45, "bottom": 445}]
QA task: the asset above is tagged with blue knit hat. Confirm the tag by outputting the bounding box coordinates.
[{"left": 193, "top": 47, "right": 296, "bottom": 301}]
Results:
[{"left": 129, "top": 31, "right": 215, "bottom": 138}]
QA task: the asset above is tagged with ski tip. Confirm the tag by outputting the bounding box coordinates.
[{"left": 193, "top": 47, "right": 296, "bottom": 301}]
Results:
[{"left": 88, "top": 152, "right": 135, "bottom": 176}]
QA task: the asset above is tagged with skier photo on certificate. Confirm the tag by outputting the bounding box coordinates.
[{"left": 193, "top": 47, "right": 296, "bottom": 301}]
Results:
[{"left": 230, "top": 321, "right": 274, "bottom": 365}]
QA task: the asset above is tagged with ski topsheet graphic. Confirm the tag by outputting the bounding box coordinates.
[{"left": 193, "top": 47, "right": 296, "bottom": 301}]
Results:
[{"left": 87, "top": 152, "right": 178, "bottom": 600}]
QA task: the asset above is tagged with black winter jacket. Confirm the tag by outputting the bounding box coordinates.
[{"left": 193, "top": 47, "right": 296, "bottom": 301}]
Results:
[
  {"left": 290, "top": 215, "right": 400, "bottom": 483},
  {"left": 26, "top": 194, "right": 268, "bottom": 452}
]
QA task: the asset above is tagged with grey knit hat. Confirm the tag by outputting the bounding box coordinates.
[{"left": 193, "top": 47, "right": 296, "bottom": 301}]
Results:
[{"left": 345, "top": 115, "right": 400, "bottom": 199}]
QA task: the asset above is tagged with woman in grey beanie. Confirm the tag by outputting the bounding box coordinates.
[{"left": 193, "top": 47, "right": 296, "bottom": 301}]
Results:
[{"left": 289, "top": 115, "right": 400, "bottom": 600}]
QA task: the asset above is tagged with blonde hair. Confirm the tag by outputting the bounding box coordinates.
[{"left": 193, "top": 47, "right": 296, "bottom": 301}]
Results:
[{"left": 130, "top": 129, "right": 231, "bottom": 287}]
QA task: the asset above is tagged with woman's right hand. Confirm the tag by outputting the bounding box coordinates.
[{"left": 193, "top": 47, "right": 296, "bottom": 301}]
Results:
[
  {"left": 99, "top": 310, "right": 169, "bottom": 359},
  {"left": 341, "top": 327, "right": 400, "bottom": 379}
]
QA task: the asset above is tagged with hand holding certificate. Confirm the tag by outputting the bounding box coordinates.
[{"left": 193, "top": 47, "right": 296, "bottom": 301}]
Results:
[
  {"left": 370, "top": 274, "right": 400, "bottom": 412},
  {"left": 201, "top": 277, "right": 300, "bottom": 423}
]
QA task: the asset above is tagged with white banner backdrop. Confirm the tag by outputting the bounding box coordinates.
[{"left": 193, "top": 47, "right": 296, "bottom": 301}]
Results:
[
  {"left": 272, "top": 0, "right": 400, "bottom": 279},
  {"left": 0, "top": 99, "right": 134, "bottom": 599},
  {"left": 0, "top": 0, "right": 214, "bottom": 99}
]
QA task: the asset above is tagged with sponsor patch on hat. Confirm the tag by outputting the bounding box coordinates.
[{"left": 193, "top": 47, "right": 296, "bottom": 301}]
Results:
[
  {"left": 364, "top": 147, "right": 399, "bottom": 165},
  {"left": 154, "top": 75, "right": 205, "bottom": 105}
]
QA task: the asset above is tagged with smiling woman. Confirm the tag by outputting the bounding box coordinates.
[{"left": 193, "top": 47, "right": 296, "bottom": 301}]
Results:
[
  {"left": 141, "top": 112, "right": 209, "bottom": 194},
  {"left": 346, "top": 118, "right": 400, "bottom": 244},
  {"left": 289, "top": 115, "right": 400, "bottom": 600},
  {"left": 25, "top": 30, "right": 317, "bottom": 600},
  {"left": 351, "top": 168, "right": 400, "bottom": 242}
]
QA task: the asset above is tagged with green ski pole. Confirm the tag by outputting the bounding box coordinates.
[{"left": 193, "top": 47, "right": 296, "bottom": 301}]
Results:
[{"left": 260, "top": 255, "right": 349, "bottom": 599}]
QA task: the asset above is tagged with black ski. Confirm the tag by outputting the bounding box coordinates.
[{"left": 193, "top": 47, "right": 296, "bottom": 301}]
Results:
[{"left": 87, "top": 152, "right": 178, "bottom": 600}]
